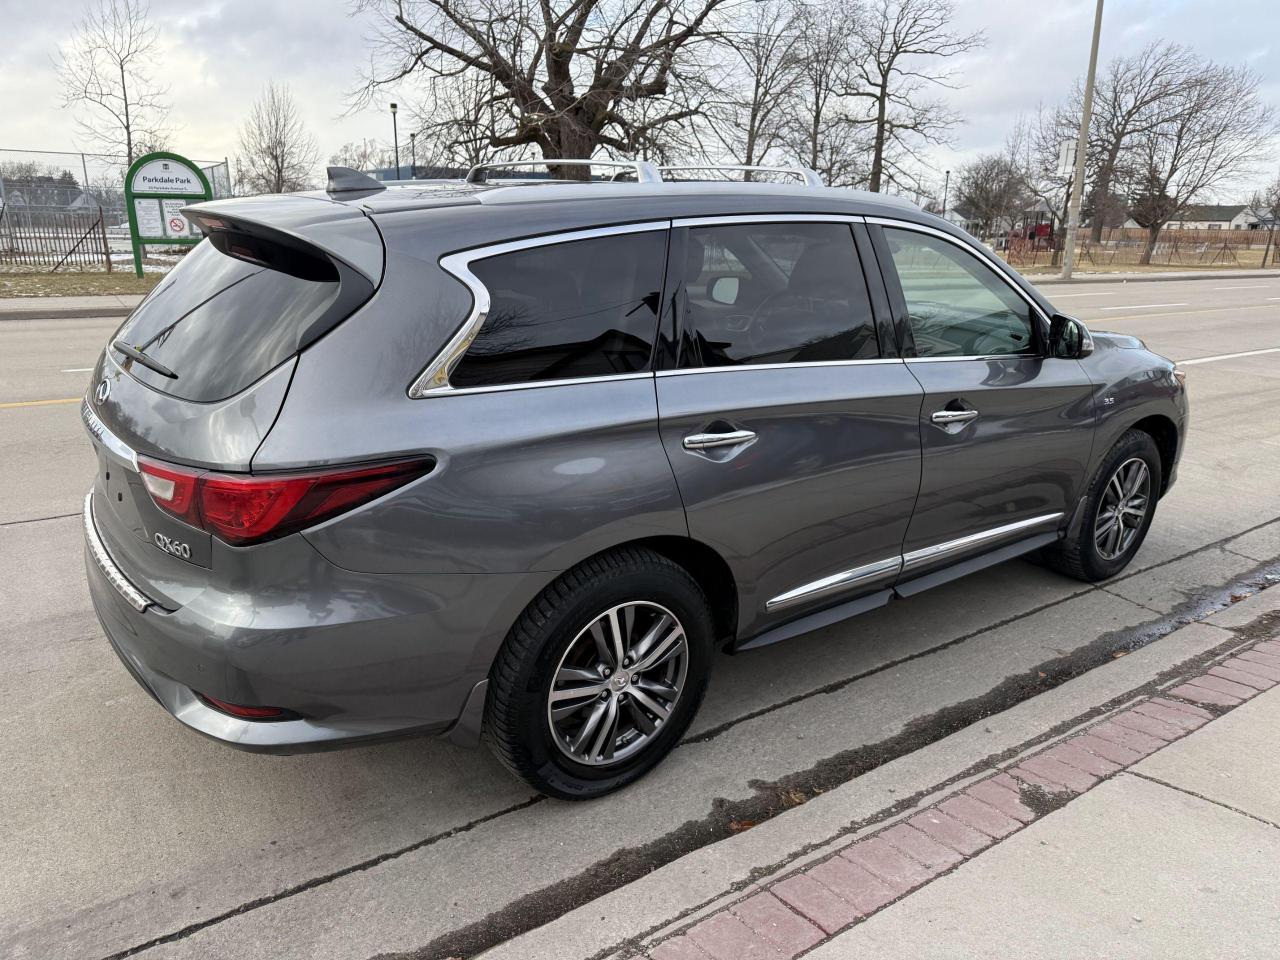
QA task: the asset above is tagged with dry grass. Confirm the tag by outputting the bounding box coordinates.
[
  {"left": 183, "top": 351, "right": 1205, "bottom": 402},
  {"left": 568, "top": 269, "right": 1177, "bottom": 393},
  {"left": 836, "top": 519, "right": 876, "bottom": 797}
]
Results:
[{"left": 0, "top": 271, "right": 162, "bottom": 298}]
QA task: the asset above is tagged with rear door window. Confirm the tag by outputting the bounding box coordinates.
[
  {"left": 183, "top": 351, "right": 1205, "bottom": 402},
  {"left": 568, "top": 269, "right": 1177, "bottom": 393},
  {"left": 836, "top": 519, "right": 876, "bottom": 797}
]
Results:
[
  {"left": 112, "top": 239, "right": 345, "bottom": 402},
  {"left": 449, "top": 230, "right": 668, "bottom": 389},
  {"left": 678, "top": 222, "right": 879, "bottom": 367}
]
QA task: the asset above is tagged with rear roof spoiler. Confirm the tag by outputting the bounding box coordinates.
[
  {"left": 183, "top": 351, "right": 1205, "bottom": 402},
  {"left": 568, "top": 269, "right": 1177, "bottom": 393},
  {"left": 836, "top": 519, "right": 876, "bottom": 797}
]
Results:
[{"left": 326, "top": 166, "right": 386, "bottom": 195}]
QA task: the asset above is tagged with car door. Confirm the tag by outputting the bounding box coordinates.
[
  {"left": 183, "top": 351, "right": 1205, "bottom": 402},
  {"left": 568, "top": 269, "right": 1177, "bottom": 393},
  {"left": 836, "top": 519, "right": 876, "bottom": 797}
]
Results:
[
  {"left": 655, "top": 217, "right": 924, "bottom": 641},
  {"left": 870, "top": 220, "right": 1096, "bottom": 587}
]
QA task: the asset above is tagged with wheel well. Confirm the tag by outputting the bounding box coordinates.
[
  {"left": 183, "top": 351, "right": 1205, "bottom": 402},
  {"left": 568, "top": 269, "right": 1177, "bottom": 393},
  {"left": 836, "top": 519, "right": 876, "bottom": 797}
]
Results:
[
  {"left": 1131, "top": 415, "right": 1178, "bottom": 495},
  {"left": 627, "top": 536, "right": 739, "bottom": 643}
]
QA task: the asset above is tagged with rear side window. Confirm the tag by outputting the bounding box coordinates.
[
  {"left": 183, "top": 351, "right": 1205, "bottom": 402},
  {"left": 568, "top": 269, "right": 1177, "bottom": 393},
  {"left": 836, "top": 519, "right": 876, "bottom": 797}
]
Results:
[
  {"left": 112, "top": 238, "right": 354, "bottom": 402},
  {"left": 449, "top": 230, "right": 667, "bottom": 389},
  {"left": 678, "top": 222, "right": 878, "bottom": 367}
]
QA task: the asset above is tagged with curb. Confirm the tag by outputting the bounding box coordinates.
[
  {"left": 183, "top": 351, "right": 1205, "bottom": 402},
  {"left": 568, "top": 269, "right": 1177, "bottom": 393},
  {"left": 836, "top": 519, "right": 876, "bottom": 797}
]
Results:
[
  {"left": 0, "top": 304, "right": 135, "bottom": 322},
  {"left": 636, "top": 637, "right": 1280, "bottom": 960},
  {"left": 1028, "top": 270, "right": 1279, "bottom": 286}
]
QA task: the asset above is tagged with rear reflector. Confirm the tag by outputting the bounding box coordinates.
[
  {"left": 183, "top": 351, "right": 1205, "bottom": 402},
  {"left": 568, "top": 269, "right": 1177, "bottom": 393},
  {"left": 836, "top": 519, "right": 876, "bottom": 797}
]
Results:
[
  {"left": 197, "top": 693, "right": 296, "bottom": 720},
  {"left": 138, "top": 456, "right": 433, "bottom": 546}
]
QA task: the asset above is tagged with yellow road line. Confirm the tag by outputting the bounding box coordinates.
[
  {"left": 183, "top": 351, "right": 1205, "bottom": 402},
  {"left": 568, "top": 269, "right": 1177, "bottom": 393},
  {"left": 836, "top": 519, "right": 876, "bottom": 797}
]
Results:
[{"left": 0, "top": 397, "right": 81, "bottom": 410}]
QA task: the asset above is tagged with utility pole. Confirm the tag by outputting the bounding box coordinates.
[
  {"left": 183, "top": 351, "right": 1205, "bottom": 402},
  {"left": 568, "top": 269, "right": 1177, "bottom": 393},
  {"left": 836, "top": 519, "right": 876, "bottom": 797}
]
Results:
[
  {"left": 409, "top": 132, "right": 417, "bottom": 178},
  {"left": 942, "top": 169, "right": 950, "bottom": 217},
  {"left": 1061, "top": 0, "right": 1104, "bottom": 280},
  {"left": 390, "top": 102, "right": 400, "bottom": 179}
]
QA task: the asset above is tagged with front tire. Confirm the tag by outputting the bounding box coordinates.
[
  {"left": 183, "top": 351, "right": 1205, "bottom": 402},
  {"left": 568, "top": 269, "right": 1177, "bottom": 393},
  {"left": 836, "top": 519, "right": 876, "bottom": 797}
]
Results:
[
  {"left": 1044, "top": 428, "right": 1162, "bottom": 582},
  {"left": 483, "top": 547, "right": 714, "bottom": 800}
]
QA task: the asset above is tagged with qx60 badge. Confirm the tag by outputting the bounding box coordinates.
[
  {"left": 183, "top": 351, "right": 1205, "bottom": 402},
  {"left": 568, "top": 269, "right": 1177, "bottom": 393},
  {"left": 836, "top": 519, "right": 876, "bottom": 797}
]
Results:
[{"left": 154, "top": 532, "right": 192, "bottom": 559}]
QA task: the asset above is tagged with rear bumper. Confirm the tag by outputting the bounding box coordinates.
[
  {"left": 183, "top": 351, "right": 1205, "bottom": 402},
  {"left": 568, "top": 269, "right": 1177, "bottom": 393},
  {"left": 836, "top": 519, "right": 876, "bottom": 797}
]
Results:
[{"left": 83, "top": 491, "right": 543, "bottom": 754}]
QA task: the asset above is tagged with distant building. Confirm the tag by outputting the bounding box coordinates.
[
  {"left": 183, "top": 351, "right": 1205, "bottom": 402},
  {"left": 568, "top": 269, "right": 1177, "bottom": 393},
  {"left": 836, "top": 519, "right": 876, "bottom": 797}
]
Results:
[{"left": 1123, "top": 204, "right": 1263, "bottom": 231}]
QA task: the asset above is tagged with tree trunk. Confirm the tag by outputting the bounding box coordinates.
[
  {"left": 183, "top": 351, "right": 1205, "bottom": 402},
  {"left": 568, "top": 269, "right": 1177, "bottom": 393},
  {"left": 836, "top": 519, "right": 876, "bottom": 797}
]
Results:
[
  {"left": 544, "top": 121, "right": 594, "bottom": 181},
  {"left": 868, "top": 82, "right": 888, "bottom": 192},
  {"left": 1140, "top": 224, "right": 1161, "bottom": 265}
]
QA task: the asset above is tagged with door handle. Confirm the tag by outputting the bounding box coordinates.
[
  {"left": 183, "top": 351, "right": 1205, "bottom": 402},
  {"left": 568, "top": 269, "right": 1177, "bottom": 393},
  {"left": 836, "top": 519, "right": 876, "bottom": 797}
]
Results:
[
  {"left": 682, "top": 429, "right": 757, "bottom": 450},
  {"left": 931, "top": 409, "right": 979, "bottom": 425}
]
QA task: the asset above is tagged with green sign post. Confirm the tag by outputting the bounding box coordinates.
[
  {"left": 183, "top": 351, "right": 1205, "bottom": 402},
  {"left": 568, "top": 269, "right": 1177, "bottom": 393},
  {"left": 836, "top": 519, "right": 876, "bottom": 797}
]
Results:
[{"left": 123, "top": 151, "right": 212, "bottom": 278}]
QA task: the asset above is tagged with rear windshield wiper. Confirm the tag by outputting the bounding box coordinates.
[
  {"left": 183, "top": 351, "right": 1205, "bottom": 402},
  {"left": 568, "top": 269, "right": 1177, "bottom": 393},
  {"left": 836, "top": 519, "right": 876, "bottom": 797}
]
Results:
[{"left": 111, "top": 339, "right": 179, "bottom": 380}]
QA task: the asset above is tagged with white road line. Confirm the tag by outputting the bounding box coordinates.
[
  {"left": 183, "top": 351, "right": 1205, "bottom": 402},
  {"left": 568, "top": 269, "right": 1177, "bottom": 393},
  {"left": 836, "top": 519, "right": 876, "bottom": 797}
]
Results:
[
  {"left": 1212, "top": 285, "right": 1271, "bottom": 290},
  {"left": 61, "top": 367, "right": 93, "bottom": 373},
  {"left": 1268, "top": 297, "right": 1280, "bottom": 301},
  {"left": 1099, "top": 302, "right": 1188, "bottom": 311},
  {"left": 1178, "top": 347, "right": 1280, "bottom": 366},
  {"left": 1044, "top": 292, "right": 1115, "bottom": 298}
]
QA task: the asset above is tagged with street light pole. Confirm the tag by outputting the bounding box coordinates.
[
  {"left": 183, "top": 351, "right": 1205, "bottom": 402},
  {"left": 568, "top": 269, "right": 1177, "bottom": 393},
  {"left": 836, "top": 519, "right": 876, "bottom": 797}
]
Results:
[
  {"left": 942, "top": 169, "right": 950, "bottom": 218},
  {"left": 409, "top": 132, "right": 417, "bottom": 179},
  {"left": 390, "top": 102, "right": 400, "bottom": 180},
  {"left": 1061, "top": 0, "right": 1104, "bottom": 281}
]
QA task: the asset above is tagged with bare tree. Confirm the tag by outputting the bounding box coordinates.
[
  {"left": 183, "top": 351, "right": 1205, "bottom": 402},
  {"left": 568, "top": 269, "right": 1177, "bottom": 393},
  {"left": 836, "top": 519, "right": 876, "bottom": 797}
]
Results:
[
  {"left": 330, "top": 139, "right": 395, "bottom": 171},
  {"left": 1251, "top": 171, "right": 1280, "bottom": 268},
  {"left": 1127, "top": 62, "right": 1277, "bottom": 264},
  {"left": 844, "top": 0, "right": 983, "bottom": 192},
  {"left": 237, "top": 82, "right": 321, "bottom": 194},
  {"left": 709, "top": 0, "right": 803, "bottom": 169},
  {"left": 954, "top": 152, "right": 1028, "bottom": 240},
  {"left": 409, "top": 70, "right": 519, "bottom": 169},
  {"left": 785, "top": 0, "right": 870, "bottom": 186},
  {"left": 57, "top": 0, "right": 171, "bottom": 166},
  {"left": 1085, "top": 42, "right": 1198, "bottom": 242},
  {"left": 352, "top": 0, "right": 731, "bottom": 176}
]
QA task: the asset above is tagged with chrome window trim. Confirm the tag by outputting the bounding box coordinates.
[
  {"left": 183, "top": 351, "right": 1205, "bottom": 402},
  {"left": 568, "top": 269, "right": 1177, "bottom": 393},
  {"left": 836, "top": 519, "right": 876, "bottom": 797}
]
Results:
[
  {"left": 673, "top": 213, "right": 864, "bottom": 228},
  {"left": 656, "top": 358, "right": 903, "bottom": 377},
  {"left": 901, "top": 512, "right": 1064, "bottom": 569},
  {"left": 765, "top": 512, "right": 1065, "bottom": 612},
  {"left": 767, "top": 556, "right": 902, "bottom": 612},
  {"left": 905, "top": 355, "right": 1037, "bottom": 364},
  {"left": 82, "top": 399, "right": 138, "bottom": 469},
  {"left": 407, "top": 220, "right": 672, "bottom": 399},
  {"left": 864, "top": 216, "right": 1051, "bottom": 327},
  {"left": 84, "top": 492, "right": 152, "bottom": 613}
]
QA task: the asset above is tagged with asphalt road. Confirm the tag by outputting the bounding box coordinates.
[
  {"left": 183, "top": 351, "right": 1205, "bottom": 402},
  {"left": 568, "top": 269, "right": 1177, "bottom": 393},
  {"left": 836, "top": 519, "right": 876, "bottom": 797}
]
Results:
[{"left": 1, "top": 276, "right": 1278, "bottom": 960}]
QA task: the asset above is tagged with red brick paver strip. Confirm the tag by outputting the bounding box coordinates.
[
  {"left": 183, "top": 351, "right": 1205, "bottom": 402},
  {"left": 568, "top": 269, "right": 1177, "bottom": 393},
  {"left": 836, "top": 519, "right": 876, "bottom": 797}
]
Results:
[
  {"left": 1222, "top": 656, "right": 1280, "bottom": 683},
  {"left": 1209, "top": 664, "right": 1274, "bottom": 690},
  {"left": 1146, "top": 696, "right": 1214, "bottom": 721},
  {"left": 1167, "top": 682, "right": 1241, "bottom": 707},
  {"left": 1183, "top": 674, "right": 1255, "bottom": 701},
  {"left": 1238, "top": 649, "right": 1280, "bottom": 670},
  {"left": 1108, "top": 709, "right": 1183, "bottom": 742},
  {"left": 1255, "top": 640, "right": 1280, "bottom": 658},
  {"left": 878, "top": 823, "right": 964, "bottom": 871},
  {"left": 1046, "top": 740, "right": 1123, "bottom": 777},
  {"left": 685, "top": 912, "right": 781, "bottom": 960},
  {"left": 771, "top": 873, "right": 862, "bottom": 934},
  {"left": 841, "top": 835, "right": 936, "bottom": 888},
  {"left": 1088, "top": 719, "right": 1168, "bottom": 756},
  {"left": 808, "top": 856, "right": 899, "bottom": 913},
  {"left": 965, "top": 776, "right": 1036, "bottom": 823},
  {"left": 730, "top": 891, "right": 824, "bottom": 956},
  {"left": 1013, "top": 753, "right": 1098, "bottom": 793},
  {"left": 1071, "top": 732, "right": 1145, "bottom": 766},
  {"left": 937, "top": 794, "right": 1021, "bottom": 839},
  {"left": 907, "top": 809, "right": 992, "bottom": 856},
  {"left": 1131, "top": 699, "right": 1212, "bottom": 731}
]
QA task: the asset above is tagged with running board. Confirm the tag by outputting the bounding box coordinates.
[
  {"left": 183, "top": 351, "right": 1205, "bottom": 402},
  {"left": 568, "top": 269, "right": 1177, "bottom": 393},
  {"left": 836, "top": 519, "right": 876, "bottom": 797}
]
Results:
[{"left": 735, "top": 531, "right": 1057, "bottom": 652}]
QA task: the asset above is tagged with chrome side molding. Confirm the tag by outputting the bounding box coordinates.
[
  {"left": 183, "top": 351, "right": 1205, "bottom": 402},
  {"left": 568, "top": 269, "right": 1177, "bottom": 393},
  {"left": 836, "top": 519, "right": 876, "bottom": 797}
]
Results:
[
  {"left": 766, "top": 512, "right": 1065, "bottom": 612},
  {"left": 83, "top": 493, "right": 152, "bottom": 612}
]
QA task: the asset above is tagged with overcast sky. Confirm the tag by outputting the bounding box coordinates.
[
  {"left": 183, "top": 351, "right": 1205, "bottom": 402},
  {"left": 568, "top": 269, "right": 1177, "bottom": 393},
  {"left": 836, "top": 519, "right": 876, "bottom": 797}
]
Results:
[{"left": 1, "top": 0, "right": 1276, "bottom": 195}]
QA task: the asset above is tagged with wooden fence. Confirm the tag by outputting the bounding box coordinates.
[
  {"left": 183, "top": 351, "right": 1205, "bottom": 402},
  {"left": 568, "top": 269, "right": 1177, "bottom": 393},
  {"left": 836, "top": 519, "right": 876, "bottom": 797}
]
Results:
[{"left": 1004, "top": 226, "right": 1277, "bottom": 270}]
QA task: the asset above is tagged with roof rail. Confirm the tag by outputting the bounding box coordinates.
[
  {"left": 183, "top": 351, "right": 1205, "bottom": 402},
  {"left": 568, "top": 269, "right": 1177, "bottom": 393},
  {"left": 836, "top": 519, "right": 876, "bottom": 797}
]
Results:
[
  {"left": 326, "top": 166, "right": 386, "bottom": 194},
  {"left": 464, "top": 159, "right": 662, "bottom": 184},
  {"left": 658, "top": 164, "right": 825, "bottom": 187}
]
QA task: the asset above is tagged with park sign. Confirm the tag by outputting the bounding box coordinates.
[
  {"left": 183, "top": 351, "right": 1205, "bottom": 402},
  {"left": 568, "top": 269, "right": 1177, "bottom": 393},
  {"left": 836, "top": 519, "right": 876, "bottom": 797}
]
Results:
[{"left": 123, "top": 151, "right": 212, "bottom": 278}]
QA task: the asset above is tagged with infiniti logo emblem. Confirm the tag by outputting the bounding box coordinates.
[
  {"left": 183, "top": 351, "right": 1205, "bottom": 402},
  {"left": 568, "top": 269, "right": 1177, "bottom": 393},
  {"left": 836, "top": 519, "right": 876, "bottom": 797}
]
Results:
[{"left": 95, "top": 378, "right": 111, "bottom": 405}]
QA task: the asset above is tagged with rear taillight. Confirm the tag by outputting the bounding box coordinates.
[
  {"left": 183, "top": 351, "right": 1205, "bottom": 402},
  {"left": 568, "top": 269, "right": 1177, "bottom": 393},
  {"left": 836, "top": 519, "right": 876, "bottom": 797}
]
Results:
[
  {"left": 196, "top": 693, "right": 297, "bottom": 721},
  {"left": 137, "top": 457, "right": 432, "bottom": 546}
]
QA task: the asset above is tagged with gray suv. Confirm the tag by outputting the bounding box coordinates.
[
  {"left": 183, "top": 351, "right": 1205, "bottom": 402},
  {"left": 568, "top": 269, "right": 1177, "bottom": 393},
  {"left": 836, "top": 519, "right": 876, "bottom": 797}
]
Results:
[{"left": 82, "top": 161, "right": 1188, "bottom": 799}]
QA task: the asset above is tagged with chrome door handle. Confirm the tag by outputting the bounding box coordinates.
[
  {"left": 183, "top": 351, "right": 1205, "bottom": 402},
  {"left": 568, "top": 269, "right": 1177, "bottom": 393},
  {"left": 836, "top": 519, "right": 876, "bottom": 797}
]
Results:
[
  {"left": 931, "top": 409, "right": 979, "bottom": 425},
  {"left": 682, "top": 429, "right": 757, "bottom": 450}
]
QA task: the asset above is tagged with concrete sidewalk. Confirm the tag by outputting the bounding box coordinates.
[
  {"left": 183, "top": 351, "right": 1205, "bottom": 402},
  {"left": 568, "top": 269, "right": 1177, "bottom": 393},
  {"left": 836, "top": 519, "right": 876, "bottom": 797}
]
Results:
[
  {"left": 631, "top": 619, "right": 1280, "bottom": 960},
  {"left": 0, "top": 293, "right": 143, "bottom": 321}
]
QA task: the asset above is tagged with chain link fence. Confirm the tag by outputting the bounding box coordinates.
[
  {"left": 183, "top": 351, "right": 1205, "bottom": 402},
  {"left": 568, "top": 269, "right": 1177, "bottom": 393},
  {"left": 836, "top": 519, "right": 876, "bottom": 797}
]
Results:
[{"left": 0, "top": 148, "right": 231, "bottom": 272}]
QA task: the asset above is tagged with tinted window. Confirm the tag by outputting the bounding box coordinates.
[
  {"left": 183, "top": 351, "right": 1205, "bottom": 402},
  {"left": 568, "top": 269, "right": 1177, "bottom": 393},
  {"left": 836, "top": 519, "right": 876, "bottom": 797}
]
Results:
[
  {"left": 679, "top": 222, "right": 878, "bottom": 367},
  {"left": 883, "top": 229, "right": 1035, "bottom": 358},
  {"left": 450, "top": 231, "right": 667, "bottom": 388},
  {"left": 113, "top": 239, "right": 343, "bottom": 402}
]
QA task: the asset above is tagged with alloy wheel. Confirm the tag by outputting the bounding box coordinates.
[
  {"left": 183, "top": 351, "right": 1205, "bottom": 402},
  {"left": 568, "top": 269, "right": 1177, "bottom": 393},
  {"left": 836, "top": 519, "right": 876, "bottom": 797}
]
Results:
[
  {"left": 1094, "top": 457, "right": 1151, "bottom": 561},
  {"left": 546, "top": 601, "right": 689, "bottom": 767}
]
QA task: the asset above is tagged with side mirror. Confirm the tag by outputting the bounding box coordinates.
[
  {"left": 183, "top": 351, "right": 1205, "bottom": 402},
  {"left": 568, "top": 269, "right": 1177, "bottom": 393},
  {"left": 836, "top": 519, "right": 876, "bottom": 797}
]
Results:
[
  {"left": 708, "top": 275, "right": 740, "bottom": 306},
  {"left": 1049, "top": 314, "right": 1094, "bottom": 359}
]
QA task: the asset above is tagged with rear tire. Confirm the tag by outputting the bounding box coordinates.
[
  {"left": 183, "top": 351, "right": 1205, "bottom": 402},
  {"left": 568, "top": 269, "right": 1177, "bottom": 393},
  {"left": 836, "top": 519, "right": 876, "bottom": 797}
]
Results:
[
  {"left": 483, "top": 547, "right": 714, "bottom": 800},
  {"left": 1043, "top": 429, "right": 1162, "bottom": 582}
]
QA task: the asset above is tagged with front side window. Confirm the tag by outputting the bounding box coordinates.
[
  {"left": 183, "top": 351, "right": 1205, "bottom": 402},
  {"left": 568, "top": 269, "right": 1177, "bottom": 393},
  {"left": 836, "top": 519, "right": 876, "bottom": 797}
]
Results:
[
  {"left": 679, "top": 222, "right": 878, "bottom": 367},
  {"left": 883, "top": 228, "right": 1035, "bottom": 358},
  {"left": 449, "top": 230, "right": 667, "bottom": 388}
]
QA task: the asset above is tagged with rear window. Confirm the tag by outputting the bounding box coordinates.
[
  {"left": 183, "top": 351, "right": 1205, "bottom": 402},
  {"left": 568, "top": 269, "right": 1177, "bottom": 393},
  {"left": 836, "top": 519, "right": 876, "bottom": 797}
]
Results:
[
  {"left": 449, "top": 230, "right": 668, "bottom": 389},
  {"left": 112, "top": 239, "right": 346, "bottom": 402}
]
